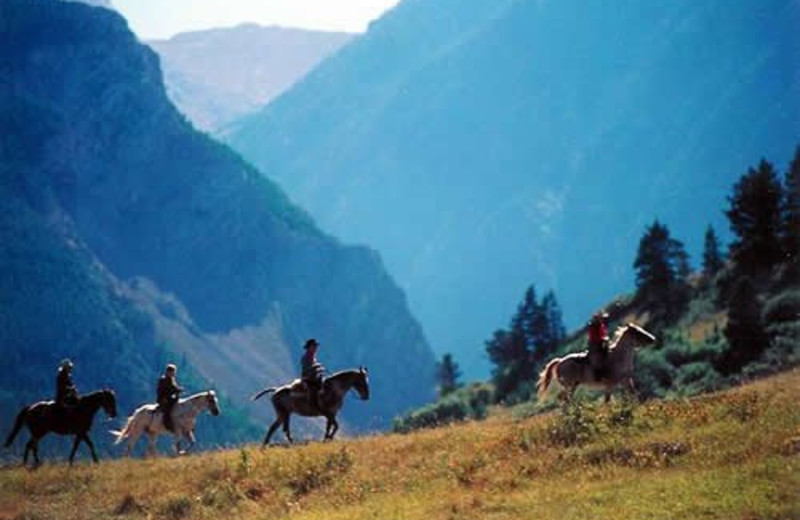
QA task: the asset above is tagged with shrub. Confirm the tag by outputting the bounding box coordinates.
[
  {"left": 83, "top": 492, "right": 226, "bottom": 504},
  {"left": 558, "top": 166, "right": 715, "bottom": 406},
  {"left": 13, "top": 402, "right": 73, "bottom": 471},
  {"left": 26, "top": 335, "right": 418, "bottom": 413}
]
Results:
[
  {"left": 393, "top": 383, "right": 491, "bottom": 433},
  {"left": 672, "top": 361, "right": 724, "bottom": 396},
  {"left": 547, "top": 396, "right": 599, "bottom": 447},
  {"left": 762, "top": 289, "right": 800, "bottom": 325},
  {"left": 635, "top": 349, "right": 676, "bottom": 399}
]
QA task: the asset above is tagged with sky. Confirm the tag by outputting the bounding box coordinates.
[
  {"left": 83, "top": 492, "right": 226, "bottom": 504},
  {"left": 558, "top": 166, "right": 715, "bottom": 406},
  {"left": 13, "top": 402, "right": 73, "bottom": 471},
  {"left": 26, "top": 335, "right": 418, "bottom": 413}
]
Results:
[{"left": 112, "top": 0, "right": 402, "bottom": 39}]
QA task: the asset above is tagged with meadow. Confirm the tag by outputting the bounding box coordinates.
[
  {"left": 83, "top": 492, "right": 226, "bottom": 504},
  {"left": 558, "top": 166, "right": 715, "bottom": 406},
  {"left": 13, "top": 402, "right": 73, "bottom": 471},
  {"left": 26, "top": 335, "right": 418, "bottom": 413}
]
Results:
[{"left": 1, "top": 369, "right": 798, "bottom": 520}]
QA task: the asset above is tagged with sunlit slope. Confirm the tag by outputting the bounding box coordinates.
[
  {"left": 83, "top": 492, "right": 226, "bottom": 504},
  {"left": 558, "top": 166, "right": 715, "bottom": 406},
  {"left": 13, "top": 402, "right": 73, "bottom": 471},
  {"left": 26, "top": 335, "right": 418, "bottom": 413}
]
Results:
[{"left": 3, "top": 369, "right": 798, "bottom": 520}]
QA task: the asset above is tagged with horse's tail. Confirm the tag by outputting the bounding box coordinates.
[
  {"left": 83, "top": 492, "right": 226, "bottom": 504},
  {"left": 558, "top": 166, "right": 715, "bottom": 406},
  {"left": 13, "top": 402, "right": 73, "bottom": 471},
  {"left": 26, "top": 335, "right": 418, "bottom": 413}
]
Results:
[
  {"left": 537, "top": 358, "right": 561, "bottom": 400},
  {"left": 250, "top": 387, "right": 276, "bottom": 402},
  {"left": 110, "top": 412, "right": 138, "bottom": 444},
  {"left": 4, "top": 406, "right": 29, "bottom": 448}
]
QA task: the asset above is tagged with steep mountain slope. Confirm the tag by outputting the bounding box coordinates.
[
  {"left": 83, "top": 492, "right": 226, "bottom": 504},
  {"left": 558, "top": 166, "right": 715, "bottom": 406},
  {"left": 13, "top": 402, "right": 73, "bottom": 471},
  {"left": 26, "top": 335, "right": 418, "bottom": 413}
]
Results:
[
  {"left": 0, "top": 0, "right": 435, "bottom": 438},
  {"left": 227, "top": 0, "right": 800, "bottom": 378},
  {"left": 149, "top": 25, "right": 354, "bottom": 133}
]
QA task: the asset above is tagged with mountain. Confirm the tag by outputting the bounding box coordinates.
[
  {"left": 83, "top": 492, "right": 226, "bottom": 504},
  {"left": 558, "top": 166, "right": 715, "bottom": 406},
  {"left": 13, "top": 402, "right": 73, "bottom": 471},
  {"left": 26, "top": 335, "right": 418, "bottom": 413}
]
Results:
[
  {"left": 148, "top": 25, "right": 354, "bottom": 133},
  {"left": 226, "top": 0, "right": 800, "bottom": 379},
  {"left": 0, "top": 0, "right": 435, "bottom": 445}
]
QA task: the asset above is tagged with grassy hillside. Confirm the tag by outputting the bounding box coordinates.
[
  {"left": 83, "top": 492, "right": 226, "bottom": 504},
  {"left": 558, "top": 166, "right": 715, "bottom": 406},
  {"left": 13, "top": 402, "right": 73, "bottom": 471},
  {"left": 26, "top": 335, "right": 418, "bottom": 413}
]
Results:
[{"left": 3, "top": 369, "right": 798, "bottom": 520}]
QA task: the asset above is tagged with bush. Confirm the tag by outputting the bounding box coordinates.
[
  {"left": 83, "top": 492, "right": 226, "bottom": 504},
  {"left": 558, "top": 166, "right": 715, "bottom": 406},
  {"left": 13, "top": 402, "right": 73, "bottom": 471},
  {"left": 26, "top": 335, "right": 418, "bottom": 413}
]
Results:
[
  {"left": 662, "top": 339, "right": 721, "bottom": 366},
  {"left": 393, "top": 383, "right": 491, "bottom": 433},
  {"left": 635, "top": 349, "right": 676, "bottom": 399},
  {"left": 547, "top": 397, "right": 599, "bottom": 447},
  {"left": 672, "top": 361, "right": 724, "bottom": 396},
  {"left": 762, "top": 289, "right": 800, "bottom": 325}
]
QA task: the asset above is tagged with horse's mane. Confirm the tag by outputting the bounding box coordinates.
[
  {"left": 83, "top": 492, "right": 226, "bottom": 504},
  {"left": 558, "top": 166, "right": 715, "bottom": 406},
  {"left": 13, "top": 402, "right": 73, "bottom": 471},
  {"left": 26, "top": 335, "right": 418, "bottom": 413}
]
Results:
[
  {"left": 608, "top": 324, "right": 629, "bottom": 351},
  {"left": 180, "top": 390, "right": 215, "bottom": 403}
]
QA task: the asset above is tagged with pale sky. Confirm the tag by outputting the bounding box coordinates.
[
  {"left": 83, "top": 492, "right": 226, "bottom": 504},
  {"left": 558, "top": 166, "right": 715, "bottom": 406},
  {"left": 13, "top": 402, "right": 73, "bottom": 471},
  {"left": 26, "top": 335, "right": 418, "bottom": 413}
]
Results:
[{"left": 112, "top": 0, "right": 402, "bottom": 39}]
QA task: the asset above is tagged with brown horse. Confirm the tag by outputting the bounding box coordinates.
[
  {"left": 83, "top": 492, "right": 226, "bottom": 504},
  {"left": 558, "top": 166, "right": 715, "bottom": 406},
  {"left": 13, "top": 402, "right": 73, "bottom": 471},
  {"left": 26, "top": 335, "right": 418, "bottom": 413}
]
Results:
[
  {"left": 4, "top": 389, "right": 117, "bottom": 466},
  {"left": 537, "top": 323, "right": 656, "bottom": 402},
  {"left": 252, "top": 367, "right": 370, "bottom": 445}
]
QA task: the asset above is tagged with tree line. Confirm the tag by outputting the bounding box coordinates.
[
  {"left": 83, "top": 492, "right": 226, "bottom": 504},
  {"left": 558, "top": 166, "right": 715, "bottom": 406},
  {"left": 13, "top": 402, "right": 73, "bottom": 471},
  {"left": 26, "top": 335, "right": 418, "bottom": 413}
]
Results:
[{"left": 430, "top": 145, "right": 800, "bottom": 408}]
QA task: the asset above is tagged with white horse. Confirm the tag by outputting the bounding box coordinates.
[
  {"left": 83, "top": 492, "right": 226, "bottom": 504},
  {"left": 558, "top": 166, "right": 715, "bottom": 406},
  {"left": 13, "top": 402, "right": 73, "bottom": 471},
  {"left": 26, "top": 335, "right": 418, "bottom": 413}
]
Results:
[
  {"left": 111, "top": 391, "right": 220, "bottom": 456},
  {"left": 537, "top": 323, "right": 657, "bottom": 403}
]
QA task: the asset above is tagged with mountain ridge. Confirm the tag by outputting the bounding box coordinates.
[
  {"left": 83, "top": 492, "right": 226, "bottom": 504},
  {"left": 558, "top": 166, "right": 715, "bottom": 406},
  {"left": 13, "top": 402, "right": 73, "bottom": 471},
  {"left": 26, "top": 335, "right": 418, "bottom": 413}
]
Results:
[
  {"left": 227, "top": 0, "right": 800, "bottom": 378},
  {"left": 0, "top": 0, "right": 435, "bottom": 441}
]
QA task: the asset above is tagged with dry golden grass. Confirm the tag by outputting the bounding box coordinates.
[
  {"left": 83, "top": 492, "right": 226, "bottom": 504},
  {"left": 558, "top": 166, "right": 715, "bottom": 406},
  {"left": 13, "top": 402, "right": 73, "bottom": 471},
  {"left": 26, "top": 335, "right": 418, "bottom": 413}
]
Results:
[{"left": 2, "top": 369, "right": 799, "bottom": 520}]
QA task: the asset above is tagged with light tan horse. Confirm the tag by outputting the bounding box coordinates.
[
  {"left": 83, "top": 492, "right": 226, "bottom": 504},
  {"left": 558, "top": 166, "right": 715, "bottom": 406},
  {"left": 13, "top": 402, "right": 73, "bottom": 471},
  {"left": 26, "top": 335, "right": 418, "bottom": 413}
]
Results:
[
  {"left": 252, "top": 367, "right": 370, "bottom": 445},
  {"left": 537, "top": 323, "right": 656, "bottom": 402}
]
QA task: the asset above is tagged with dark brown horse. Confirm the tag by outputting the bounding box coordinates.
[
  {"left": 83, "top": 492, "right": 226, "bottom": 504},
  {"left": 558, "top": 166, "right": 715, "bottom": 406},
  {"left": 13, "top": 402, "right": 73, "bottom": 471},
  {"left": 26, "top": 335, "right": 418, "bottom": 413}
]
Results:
[
  {"left": 252, "top": 367, "right": 370, "bottom": 445},
  {"left": 4, "top": 389, "right": 117, "bottom": 466}
]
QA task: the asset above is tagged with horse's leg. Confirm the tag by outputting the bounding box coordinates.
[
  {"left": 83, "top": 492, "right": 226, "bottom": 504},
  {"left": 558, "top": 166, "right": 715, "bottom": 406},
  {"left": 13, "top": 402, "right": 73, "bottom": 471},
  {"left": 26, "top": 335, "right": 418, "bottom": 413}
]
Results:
[
  {"left": 31, "top": 439, "right": 41, "bottom": 467},
  {"left": 604, "top": 385, "right": 613, "bottom": 404},
  {"left": 174, "top": 433, "right": 182, "bottom": 456},
  {"left": 263, "top": 418, "right": 281, "bottom": 446},
  {"left": 68, "top": 435, "right": 83, "bottom": 465},
  {"left": 328, "top": 416, "right": 339, "bottom": 441},
  {"left": 283, "top": 413, "right": 293, "bottom": 444},
  {"left": 23, "top": 439, "right": 34, "bottom": 466},
  {"left": 146, "top": 433, "right": 156, "bottom": 457},
  {"left": 83, "top": 434, "right": 99, "bottom": 463},
  {"left": 323, "top": 417, "right": 333, "bottom": 441},
  {"left": 186, "top": 429, "right": 196, "bottom": 452}
]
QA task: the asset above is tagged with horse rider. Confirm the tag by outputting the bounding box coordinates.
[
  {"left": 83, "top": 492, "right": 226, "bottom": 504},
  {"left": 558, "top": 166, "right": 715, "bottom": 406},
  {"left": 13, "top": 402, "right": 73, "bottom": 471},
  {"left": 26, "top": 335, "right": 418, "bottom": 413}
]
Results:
[
  {"left": 55, "top": 358, "right": 79, "bottom": 408},
  {"left": 157, "top": 363, "right": 183, "bottom": 432},
  {"left": 587, "top": 311, "right": 610, "bottom": 380},
  {"left": 301, "top": 338, "right": 326, "bottom": 410}
]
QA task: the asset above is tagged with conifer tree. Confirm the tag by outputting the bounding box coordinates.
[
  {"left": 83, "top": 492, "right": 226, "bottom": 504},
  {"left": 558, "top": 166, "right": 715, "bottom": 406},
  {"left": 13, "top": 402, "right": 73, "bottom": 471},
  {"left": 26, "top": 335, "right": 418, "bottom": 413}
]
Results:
[
  {"left": 532, "top": 291, "right": 566, "bottom": 367},
  {"left": 783, "top": 146, "right": 800, "bottom": 273},
  {"left": 435, "top": 353, "right": 462, "bottom": 397},
  {"left": 716, "top": 276, "right": 769, "bottom": 375},
  {"left": 485, "top": 285, "right": 566, "bottom": 402},
  {"left": 633, "top": 220, "right": 691, "bottom": 326},
  {"left": 726, "top": 159, "right": 784, "bottom": 277},
  {"left": 702, "top": 225, "right": 724, "bottom": 278}
]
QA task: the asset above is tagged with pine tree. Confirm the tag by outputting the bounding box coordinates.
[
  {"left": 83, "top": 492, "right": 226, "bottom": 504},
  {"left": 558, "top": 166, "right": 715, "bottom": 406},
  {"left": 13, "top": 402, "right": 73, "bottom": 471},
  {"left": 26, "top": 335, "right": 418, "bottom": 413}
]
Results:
[
  {"left": 726, "top": 159, "right": 784, "bottom": 277},
  {"left": 435, "top": 353, "right": 462, "bottom": 397},
  {"left": 782, "top": 146, "right": 800, "bottom": 274},
  {"left": 716, "top": 276, "right": 769, "bottom": 375},
  {"left": 485, "top": 285, "right": 566, "bottom": 402},
  {"left": 702, "top": 225, "right": 724, "bottom": 278},
  {"left": 532, "top": 291, "right": 566, "bottom": 367},
  {"left": 633, "top": 220, "right": 691, "bottom": 326}
]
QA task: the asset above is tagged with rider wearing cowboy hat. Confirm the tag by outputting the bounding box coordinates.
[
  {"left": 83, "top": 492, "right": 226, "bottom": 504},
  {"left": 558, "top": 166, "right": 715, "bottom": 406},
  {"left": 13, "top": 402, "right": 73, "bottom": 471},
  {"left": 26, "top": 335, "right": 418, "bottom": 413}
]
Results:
[
  {"left": 157, "top": 363, "right": 183, "bottom": 432},
  {"left": 55, "top": 358, "right": 79, "bottom": 407},
  {"left": 587, "top": 311, "right": 610, "bottom": 381},
  {"left": 301, "top": 339, "right": 326, "bottom": 410}
]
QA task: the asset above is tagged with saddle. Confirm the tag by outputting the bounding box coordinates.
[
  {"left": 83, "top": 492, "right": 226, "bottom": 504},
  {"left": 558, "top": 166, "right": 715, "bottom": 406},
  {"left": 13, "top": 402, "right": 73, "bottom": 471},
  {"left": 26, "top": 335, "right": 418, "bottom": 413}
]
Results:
[{"left": 289, "top": 378, "right": 326, "bottom": 405}]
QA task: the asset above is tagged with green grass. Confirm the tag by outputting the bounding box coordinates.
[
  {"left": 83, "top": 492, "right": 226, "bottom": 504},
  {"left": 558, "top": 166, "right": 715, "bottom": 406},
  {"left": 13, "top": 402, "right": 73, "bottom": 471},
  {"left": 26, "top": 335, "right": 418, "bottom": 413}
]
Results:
[{"left": 2, "top": 369, "right": 799, "bottom": 520}]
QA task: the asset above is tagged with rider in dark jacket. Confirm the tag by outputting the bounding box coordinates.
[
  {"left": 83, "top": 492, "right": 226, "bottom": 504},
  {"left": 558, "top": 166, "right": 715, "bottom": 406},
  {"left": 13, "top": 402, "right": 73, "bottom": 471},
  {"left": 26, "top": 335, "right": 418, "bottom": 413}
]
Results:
[
  {"left": 587, "top": 312, "right": 610, "bottom": 380},
  {"left": 55, "top": 359, "right": 79, "bottom": 407},
  {"left": 157, "top": 364, "right": 183, "bottom": 432},
  {"left": 301, "top": 339, "right": 326, "bottom": 410}
]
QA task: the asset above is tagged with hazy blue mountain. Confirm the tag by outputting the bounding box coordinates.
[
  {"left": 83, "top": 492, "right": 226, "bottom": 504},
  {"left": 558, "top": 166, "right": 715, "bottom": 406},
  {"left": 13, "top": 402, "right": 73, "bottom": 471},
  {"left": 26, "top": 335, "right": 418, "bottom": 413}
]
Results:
[
  {"left": 0, "top": 0, "right": 435, "bottom": 444},
  {"left": 227, "top": 0, "right": 800, "bottom": 378},
  {"left": 149, "top": 25, "right": 354, "bottom": 133}
]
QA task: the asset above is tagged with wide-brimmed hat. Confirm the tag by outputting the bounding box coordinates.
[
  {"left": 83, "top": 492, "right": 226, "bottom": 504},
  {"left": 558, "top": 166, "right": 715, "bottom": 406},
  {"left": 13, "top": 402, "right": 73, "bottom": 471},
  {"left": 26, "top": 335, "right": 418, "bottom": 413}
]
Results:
[{"left": 304, "top": 339, "right": 319, "bottom": 349}]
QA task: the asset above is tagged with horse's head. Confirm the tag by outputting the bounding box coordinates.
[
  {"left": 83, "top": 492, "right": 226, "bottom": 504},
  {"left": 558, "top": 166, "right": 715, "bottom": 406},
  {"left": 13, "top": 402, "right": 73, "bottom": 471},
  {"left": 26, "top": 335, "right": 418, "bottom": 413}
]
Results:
[
  {"left": 206, "top": 391, "right": 221, "bottom": 416},
  {"left": 353, "top": 367, "right": 370, "bottom": 401},
  {"left": 101, "top": 389, "right": 118, "bottom": 419},
  {"left": 624, "top": 323, "right": 657, "bottom": 348}
]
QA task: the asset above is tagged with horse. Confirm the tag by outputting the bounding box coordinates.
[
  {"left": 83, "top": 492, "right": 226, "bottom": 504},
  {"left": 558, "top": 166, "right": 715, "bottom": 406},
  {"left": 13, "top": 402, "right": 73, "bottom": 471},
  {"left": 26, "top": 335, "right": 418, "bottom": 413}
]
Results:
[
  {"left": 537, "top": 323, "right": 656, "bottom": 403},
  {"left": 252, "top": 367, "right": 370, "bottom": 445},
  {"left": 111, "top": 391, "right": 220, "bottom": 456},
  {"left": 4, "top": 389, "right": 117, "bottom": 467}
]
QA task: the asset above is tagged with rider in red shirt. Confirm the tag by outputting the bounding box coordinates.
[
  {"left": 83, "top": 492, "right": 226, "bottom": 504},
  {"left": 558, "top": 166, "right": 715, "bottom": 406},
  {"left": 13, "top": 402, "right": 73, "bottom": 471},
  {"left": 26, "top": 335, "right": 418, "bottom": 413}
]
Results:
[{"left": 587, "top": 311, "right": 610, "bottom": 380}]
